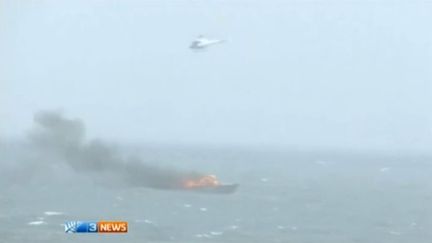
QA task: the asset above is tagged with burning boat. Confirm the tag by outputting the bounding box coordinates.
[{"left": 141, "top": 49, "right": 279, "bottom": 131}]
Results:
[{"left": 181, "top": 175, "right": 238, "bottom": 194}]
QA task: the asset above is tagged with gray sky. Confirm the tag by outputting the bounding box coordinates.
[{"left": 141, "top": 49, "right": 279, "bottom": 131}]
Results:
[{"left": 1, "top": 0, "right": 431, "bottom": 151}]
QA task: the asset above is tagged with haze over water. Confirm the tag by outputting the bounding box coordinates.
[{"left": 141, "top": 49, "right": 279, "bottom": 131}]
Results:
[{"left": 1, "top": 0, "right": 432, "bottom": 242}]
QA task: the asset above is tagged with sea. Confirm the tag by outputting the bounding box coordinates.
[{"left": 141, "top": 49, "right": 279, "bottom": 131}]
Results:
[{"left": 1, "top": 143, "right": 431, "bottom": 243}]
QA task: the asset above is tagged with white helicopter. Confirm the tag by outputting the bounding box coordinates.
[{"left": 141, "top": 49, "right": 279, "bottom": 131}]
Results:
[{"left": 189, "top": 35, "right": 226, "bottom": 50}]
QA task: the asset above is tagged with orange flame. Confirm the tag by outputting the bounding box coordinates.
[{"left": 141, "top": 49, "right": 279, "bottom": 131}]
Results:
[{"left": 182, "top": 175, "right": 220, "bottom": 189}]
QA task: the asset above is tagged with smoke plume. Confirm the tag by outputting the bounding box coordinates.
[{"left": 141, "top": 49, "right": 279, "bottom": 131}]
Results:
[{"left": 28, "top": 110, "right": 201, "bottom": 190}]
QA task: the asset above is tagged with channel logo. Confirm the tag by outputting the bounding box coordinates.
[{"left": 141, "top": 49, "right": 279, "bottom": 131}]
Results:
[{"left": 65, "top": 221, "right": 128, "bottom": 233}]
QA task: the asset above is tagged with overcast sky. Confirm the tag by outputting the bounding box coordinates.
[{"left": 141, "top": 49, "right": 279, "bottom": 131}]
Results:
[{"left": 1, "top": 0, "right": 431, "bottom": 151}]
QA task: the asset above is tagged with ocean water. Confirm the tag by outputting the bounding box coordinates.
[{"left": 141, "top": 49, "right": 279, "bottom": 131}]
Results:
[{"left": 1, "top": 145, "right": 432, "bottom": 243}]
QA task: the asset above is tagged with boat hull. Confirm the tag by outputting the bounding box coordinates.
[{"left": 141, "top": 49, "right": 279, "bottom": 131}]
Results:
[{"left": 186, "top": 184, "right": 239, "bottom": 194}]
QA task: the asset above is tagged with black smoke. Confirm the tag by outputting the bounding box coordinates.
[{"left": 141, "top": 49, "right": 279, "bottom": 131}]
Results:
[{"left": 28, "top": 110, "right": 201, "bottom": 190}]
